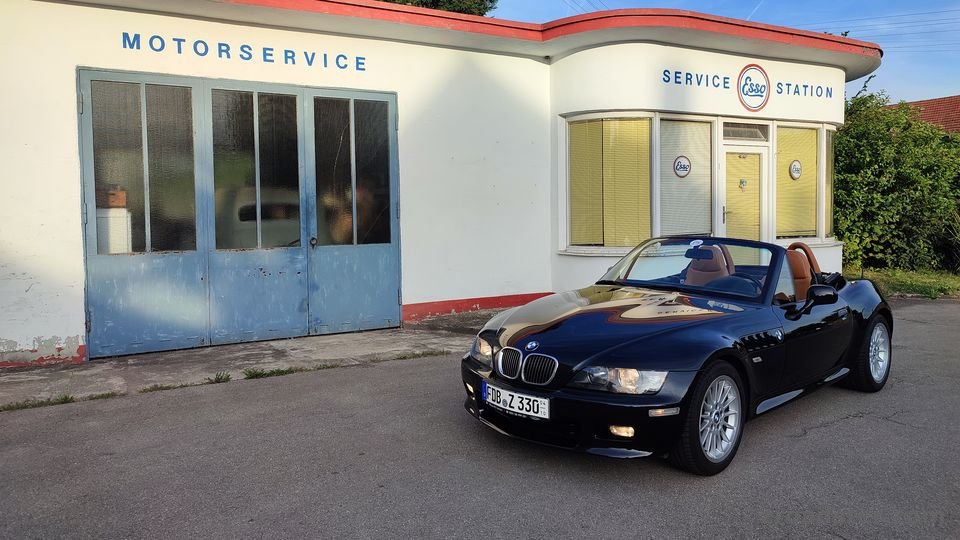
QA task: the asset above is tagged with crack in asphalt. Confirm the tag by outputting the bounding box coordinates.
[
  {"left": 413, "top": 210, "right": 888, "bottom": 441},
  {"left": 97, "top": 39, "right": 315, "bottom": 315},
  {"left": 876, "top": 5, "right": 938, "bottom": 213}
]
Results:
[{"left": 791, "top": 409, "right": 920, "bottom": 438}]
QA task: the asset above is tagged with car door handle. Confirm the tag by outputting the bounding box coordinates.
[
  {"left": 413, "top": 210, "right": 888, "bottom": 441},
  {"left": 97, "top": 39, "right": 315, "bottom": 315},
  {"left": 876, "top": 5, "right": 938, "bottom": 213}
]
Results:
[{"left": 834, "top": 307, "right": 849, "bottom": 320}]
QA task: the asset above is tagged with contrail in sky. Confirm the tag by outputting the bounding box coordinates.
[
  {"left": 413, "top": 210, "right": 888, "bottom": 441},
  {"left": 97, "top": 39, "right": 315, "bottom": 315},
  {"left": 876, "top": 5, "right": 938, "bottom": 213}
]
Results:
[{"left": 746, "top": 0, "right": 765, "bottom": 21}]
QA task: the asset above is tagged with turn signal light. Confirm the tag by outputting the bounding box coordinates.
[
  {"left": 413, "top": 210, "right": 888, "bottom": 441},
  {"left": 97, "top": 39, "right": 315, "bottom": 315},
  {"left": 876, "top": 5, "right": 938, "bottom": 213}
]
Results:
[
  {"left": 465, "top": 382, "right": 475, "bottom": 396},
  {"left": 608, "top": 425, "right": 635, "bottom": 438}
]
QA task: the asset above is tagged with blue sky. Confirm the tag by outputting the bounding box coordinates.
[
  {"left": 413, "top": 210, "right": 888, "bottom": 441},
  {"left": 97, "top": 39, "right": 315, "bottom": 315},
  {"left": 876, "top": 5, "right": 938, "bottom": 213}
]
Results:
[{"left": 489, "top": 1, "right": 960, "bottom": 102}]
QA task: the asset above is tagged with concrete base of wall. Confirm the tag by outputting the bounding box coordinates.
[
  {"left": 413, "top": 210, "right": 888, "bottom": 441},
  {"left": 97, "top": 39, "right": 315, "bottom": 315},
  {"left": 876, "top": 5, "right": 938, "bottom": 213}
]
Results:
[{"left": 0, "top": 344, "right": 87, "bottom": 369}]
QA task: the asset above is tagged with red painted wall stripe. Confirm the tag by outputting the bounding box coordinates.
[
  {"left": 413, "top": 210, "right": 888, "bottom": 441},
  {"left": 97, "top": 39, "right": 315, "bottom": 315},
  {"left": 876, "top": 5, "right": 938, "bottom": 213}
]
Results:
[
  {"left": 220, "top": 1, "right": 882, "bottom": 59},
  {"left": 402, "top": 292, "right": 552, "bottom": 321},
  {"left": 0, "top": 345, "right": 87, "bottom": 369}
]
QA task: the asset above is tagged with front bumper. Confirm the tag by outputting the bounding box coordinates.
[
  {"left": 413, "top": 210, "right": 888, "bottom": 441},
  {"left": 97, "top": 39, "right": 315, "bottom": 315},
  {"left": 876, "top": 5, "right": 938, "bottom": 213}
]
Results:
[{"left": 461, "top": 356, "right": 697, "bottom": 457}]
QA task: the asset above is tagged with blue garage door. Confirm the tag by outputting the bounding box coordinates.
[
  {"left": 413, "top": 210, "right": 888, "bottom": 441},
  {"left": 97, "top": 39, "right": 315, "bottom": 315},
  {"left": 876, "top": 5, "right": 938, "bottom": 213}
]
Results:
[
  {"left": 79, "top": 71, "right": 399, "bottom": 358},
  {"left": 305, "top": 92, "right": 401, "bottom": 333}
]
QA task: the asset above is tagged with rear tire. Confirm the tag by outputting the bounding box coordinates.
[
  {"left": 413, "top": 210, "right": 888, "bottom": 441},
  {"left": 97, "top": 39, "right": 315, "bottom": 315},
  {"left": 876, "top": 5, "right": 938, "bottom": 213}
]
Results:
[
  {"left": 845, "top": 315, "right": 891, "bottom": 392},
  {"left": 669, "top": 361, "right": 745, "bottom": 476}
]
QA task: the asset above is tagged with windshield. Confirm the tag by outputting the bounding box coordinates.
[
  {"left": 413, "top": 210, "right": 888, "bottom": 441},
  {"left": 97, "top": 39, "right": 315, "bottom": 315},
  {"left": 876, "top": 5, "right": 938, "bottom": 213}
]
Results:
[{"left": 599, "top": 238, "right": 777, "bottom": 300}]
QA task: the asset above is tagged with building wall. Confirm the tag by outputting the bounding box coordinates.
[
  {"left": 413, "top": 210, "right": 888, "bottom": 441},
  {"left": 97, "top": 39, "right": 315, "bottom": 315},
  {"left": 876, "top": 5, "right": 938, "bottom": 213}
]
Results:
[{"left": 0, "top": 0, "right": 552, "bottom": 363}]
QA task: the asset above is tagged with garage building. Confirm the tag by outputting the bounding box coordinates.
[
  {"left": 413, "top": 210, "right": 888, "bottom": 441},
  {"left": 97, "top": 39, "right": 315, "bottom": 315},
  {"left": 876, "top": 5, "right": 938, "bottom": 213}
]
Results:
[{"left": 0, "top": 0, "right": 882, "bottom": 364}]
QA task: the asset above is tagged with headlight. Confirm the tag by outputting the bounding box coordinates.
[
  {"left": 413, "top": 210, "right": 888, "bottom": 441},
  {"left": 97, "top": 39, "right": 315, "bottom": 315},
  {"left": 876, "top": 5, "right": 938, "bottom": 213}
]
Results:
[
  {"left": 471, "top": 336, "right": 494, "bottom": 366},
  {"left": 568, "top": 367, "right": 667, "bottom": 395}
]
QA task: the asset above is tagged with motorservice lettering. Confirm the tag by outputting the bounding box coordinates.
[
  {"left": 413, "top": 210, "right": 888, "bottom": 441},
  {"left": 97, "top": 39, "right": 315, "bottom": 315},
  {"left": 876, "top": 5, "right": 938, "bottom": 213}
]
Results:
[
  {"left": 662, "top": 65, "right": 835, "bottom": 111},
  {"left": 121, "top": 32, "right": 367, "bottom": 71}
]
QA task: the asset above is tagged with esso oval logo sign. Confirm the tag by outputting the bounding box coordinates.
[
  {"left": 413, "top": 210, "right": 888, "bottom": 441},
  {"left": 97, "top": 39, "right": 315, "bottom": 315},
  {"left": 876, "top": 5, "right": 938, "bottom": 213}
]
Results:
[
  {"left": 673, "top": 156, "right": 691, "bottom": 178},
  {"left": 737, "top": 64, "right": 770, "bottom": 112}
]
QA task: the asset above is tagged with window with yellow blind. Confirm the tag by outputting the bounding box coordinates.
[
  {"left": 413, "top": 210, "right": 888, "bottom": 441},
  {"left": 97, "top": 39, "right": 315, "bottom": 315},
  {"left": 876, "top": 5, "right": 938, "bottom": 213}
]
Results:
[
  {"left": 568, "top": 118, "right": 651, "bottom": 247},
  {"left": 660, "top": 120, "right": 712, "bottom": 235},
  {"left": 776, "top": 127, "right": 818, "bottom": 238},
  {"left": 825, "top": 129, "right": 835, "bottom": 237}
]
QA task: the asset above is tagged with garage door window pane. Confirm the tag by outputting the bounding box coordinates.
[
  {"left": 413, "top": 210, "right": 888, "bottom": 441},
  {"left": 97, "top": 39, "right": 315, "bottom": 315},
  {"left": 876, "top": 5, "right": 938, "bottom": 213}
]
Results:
[
  {"left": 776, "top": 127, "right": 818, "bottom": 238},
  {"left": 213, "top": 90, "right": 257, "bottom": 249},
  {"left": 146, "top": 84, "right": 196, "bottom": 251},
  {"left": 258, "top": 93, "right": 301, "bottom": 248},
  {"left": 91, "top": 80, "right": 145, "bottom": 254},
  {"left": 315, "top": 98, "right": 353, "bottom": 245},
  {"left": 355, "top": 100, "right": 391, "bottom": 245},
  {"left": 660, "top": 120, "right": 712, "bottom": 235}
]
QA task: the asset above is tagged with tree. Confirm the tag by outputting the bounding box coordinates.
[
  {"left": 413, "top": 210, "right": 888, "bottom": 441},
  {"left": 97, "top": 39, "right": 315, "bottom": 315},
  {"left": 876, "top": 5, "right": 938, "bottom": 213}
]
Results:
[
  {"left": 834, "top": 81, "right": 960, "bottom": 270},
  {"left": 379, "top": 0, "right": 497, "bottom": 16}
]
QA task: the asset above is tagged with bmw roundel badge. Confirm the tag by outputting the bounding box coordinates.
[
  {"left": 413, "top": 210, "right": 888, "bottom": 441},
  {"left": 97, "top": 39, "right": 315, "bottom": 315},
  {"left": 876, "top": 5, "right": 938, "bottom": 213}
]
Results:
[{"left": 525, "top": 341, "right": 540, "bottom": 352}]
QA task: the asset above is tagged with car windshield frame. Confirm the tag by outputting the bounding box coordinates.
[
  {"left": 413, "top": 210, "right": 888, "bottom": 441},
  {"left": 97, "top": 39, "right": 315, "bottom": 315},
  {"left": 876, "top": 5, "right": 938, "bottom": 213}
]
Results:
[{"left": 597, "top": 236, "right": 784, "bottom": 304}]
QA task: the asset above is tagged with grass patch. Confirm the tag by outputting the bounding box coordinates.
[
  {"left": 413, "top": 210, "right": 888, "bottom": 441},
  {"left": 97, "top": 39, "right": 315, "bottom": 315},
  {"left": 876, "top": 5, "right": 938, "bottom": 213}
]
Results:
[
  {"left": 205, "top": 371, "right": 232, "bottom": 384},
  {"left": 0, "top": 394, "right": 75, "bottom": 412},
  {"left": 242, "top": 366, "right": 309, "bottom": 379},
  {"left": 84, "top": 391, "right": 124, "bottom": 401},
  {"left": 139, "top": 382, "right": 191, "bottom": 393},
  {"left": 847, "top": 267, "right": 960, "bottom": 299}
]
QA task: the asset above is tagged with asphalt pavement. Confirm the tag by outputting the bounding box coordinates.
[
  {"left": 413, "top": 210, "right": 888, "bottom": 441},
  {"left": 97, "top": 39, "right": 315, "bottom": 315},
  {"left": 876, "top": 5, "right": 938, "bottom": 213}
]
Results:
[{"left": 1, "top": 299, "right": 958, "bottom": 539}]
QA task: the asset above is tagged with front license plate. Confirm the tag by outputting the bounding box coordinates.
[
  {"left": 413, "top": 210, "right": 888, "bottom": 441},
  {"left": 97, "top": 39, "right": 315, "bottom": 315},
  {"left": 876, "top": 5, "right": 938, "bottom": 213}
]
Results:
[{"left": 482, "top": 381, "right": 550, "bottom": 419}]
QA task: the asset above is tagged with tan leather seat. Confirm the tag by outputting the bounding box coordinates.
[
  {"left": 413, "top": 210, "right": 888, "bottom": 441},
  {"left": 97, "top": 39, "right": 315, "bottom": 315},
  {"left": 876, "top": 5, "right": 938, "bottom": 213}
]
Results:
[
  {"left": 786, "top": 250, "right": 813, "bottom": 299},
  {"left": 787, "top": 241, "right": 822, "bottom": 274},
  {"left": 684, "top": 246, "right": 730, "bottom": 286}
]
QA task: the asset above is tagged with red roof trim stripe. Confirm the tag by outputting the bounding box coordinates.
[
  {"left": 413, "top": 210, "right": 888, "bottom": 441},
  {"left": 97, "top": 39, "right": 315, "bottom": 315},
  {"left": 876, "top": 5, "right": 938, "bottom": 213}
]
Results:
[{"left": 221, "top": 0, "right": 882, "bottom": 59}]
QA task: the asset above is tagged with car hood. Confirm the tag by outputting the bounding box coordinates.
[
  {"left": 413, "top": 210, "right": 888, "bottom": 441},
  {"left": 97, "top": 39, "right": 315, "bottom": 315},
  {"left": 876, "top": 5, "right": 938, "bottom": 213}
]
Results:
[{"left": 482, "top": 285, "right": 756, "bottom": 370}]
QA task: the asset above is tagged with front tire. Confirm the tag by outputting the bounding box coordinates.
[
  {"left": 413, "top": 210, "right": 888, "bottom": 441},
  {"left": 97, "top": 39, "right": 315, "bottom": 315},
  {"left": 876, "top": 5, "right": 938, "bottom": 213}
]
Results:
[
  {"left": 845, "top": 315, "right": 892, "bottom": 392},
  {"left": 670, "top": 361, "right": 745, "bottom": 476}
]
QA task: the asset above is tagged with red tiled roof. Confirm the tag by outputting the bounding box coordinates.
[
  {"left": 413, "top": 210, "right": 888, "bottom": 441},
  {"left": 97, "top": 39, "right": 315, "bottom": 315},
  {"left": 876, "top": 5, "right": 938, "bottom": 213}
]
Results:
[{"left": 903, "top": 95, "right": 960, "bottom": 133}]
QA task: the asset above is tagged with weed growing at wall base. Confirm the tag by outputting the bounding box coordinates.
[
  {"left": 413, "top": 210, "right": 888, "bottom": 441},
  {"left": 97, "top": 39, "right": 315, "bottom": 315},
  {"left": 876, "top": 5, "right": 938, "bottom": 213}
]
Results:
[
  {"left": 0, "top": 394, "right": 74, "bottom": 412},
  {"left": 242, "top": 367, "right": 309, "bottom": 379},
  {"left": 205, "top": 371, "right": 232, "bottom": 384}
]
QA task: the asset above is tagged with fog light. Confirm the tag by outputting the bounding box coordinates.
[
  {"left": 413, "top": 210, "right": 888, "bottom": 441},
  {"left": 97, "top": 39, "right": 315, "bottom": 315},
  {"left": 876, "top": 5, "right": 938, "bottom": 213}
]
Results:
[
  {"left": 465, "top": 382, "right": 475, "bottom": 395},
  {"left": 608, "top": 425, "right": 635, "bottom": 438},
  {"left": 648, "top": 407, "right": 680, "bottom": 417}
]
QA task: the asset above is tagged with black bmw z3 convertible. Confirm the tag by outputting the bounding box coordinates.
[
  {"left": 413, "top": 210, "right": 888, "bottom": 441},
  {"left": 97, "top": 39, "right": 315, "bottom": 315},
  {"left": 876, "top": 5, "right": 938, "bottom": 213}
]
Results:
[{"left": 461, "top": 237, "right": 893, "bottom": 475}]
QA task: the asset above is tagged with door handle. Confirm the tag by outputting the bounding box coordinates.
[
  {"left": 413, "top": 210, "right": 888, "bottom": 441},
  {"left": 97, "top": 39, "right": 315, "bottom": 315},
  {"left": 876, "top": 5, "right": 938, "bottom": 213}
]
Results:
[
  {"left": 309, "top": 237, "right": 318, "bottom": 247},
  {"left": 834, "top": 307, "right": 849, "bottom": 320}
]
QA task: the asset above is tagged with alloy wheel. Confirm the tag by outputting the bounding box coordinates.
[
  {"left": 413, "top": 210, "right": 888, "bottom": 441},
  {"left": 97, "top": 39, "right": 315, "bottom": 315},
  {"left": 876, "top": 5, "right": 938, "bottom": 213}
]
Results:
[
  {"left": 699, "top": 375, "right": 741, "bottom": 463},
  {"left": 869, "top": 322, "right": 891, "bottom": 383}
]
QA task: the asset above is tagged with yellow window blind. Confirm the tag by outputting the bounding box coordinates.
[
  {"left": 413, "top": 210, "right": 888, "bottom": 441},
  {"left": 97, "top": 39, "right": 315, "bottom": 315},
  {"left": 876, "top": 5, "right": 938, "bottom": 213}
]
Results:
[
  {"left": 776, "top": 127, "right": 818, "bottom": 238},
  {"left": 569, "top": 120, "right": 603, "bottom": 245},
  {"left": 825, "top": 130, "right": 835, "bottom": 237},
  {"left": 601, "top": 118, "right": 651, "bottom": 247},
  {"left": 660, "top": 120, "right": 712, "bottom": 235}
]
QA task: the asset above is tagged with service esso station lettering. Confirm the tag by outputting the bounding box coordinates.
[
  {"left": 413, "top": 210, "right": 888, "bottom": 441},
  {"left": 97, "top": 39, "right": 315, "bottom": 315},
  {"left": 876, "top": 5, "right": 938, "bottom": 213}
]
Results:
[{"left": 661, "top": 62, "right": 835, "bottom": 113}]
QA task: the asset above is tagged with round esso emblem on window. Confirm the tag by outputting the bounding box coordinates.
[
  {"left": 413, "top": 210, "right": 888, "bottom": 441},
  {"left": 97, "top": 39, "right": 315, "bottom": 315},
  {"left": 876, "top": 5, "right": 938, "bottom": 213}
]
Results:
[
  {"left": 789, "top": 160, "right": 802, "bottom": 180},
  {"left": 673, "top": 156, "right": 691, "bottom": 178},
  {"left": 737, "top": 64, "right": 770, "bottom": 112}
]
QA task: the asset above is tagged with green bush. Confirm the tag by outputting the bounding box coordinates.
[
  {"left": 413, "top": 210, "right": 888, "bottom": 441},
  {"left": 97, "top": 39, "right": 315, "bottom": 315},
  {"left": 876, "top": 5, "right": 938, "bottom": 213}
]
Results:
[{"left": 834, "top": 87, "right": 960, "bottom": 271}]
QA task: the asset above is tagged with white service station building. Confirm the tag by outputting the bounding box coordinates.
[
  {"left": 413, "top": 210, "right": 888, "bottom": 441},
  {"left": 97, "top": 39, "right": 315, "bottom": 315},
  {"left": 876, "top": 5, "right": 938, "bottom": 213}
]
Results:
[{"left": 0, "top": 0, "right": 882, "bottom": 365}]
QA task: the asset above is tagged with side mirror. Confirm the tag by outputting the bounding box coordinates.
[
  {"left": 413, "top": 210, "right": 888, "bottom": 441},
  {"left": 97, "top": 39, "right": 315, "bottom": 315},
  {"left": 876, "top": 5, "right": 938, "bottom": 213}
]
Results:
[{"left": 786, "top": 284, "right": 837, "bottom": 320}]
